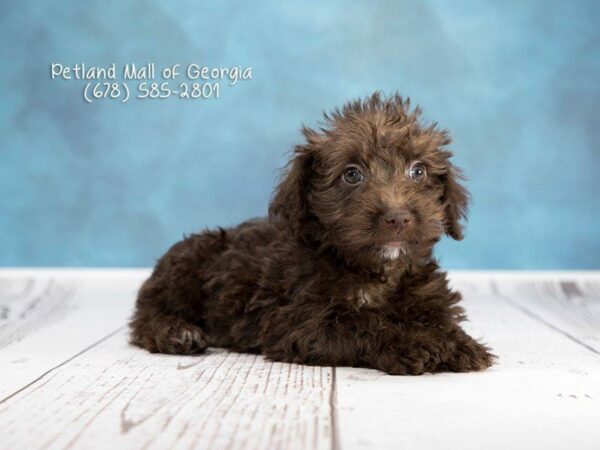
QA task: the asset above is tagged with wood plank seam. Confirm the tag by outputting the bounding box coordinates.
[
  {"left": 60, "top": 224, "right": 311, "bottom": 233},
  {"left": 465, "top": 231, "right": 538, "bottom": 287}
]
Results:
[
  {"left": 329, "top": 367, "right": 339, "bottom": 450},
  {"left": 490, "top": 280, "right": 600, "bottom": 356},
  {"left": 0, "top": 325, "right": 126, "bottom": 405}
]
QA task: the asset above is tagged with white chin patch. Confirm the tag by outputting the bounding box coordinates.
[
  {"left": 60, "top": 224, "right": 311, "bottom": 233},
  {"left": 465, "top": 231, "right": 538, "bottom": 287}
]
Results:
[{"left": 380, "top": 246, "right": 402, "bottom": 260}]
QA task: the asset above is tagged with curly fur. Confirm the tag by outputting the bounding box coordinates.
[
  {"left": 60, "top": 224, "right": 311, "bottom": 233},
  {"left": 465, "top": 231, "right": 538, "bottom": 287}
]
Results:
[{"left": 130, "top": 92, "right": 495, "bottom": 375}]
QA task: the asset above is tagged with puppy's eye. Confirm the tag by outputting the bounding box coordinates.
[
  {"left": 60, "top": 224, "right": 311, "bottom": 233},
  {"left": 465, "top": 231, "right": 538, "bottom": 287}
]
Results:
[
  {"left": 407, "top": 162, "right": 427, "bottom": 183},
  {"left": 342, "top": 166, "right": 364, "bottom": 185}
]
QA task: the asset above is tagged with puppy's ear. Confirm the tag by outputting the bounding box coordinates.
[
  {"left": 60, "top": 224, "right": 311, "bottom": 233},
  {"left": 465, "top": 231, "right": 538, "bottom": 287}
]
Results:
[
  {"left": 442, "top": 163, "right": 470, "bottom": 240},
  {"left": 269, "top": 143, "right": 315, "bottom": 238}
]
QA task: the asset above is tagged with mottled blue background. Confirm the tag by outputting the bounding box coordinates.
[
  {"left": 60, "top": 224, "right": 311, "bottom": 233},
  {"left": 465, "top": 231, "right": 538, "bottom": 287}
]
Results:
[{"left": 1, "top": 1, "right": 598, "bottom": 268}]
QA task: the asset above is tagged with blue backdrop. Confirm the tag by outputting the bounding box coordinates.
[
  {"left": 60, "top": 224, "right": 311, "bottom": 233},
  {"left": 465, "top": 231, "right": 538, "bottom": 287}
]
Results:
[{"left": 1, "top": 0, "right": 598, "bottom": 269}]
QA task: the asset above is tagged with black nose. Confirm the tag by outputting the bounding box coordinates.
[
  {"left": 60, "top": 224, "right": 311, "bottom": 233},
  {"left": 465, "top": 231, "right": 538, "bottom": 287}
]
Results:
[{"left": 382, "top": 207, "right": 413, "bottom": 229}]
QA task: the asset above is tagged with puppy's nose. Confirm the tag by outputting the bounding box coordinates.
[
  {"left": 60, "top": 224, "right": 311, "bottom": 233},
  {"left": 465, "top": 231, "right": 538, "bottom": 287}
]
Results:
[{"left": 382, "top": 207, "right": 413, "bottom": 229}]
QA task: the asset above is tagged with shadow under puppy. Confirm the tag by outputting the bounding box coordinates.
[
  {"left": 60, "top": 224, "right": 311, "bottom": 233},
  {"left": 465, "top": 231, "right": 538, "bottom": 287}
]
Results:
[{"left": 130, "top": 93, "right": 495, "bottom": 375}]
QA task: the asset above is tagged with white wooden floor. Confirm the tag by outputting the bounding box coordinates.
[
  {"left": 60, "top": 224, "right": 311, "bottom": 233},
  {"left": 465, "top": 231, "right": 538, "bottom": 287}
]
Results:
[{"left": 0, "top": 270, "right": 599, "bottom": 450}]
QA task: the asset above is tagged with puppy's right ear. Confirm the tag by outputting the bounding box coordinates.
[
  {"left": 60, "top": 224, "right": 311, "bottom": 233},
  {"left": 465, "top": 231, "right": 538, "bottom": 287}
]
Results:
[
  {"left": 268, "top": 144, "right": 314, "bottom": 238},
  {"left": 442, "top": 163, "right": 470, "bottom": 240}
]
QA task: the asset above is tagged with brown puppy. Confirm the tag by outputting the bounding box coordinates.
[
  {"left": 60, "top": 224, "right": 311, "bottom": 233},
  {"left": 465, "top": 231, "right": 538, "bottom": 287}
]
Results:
[{"left": 130, "top": 92, "right": 495, "bottom": 375}]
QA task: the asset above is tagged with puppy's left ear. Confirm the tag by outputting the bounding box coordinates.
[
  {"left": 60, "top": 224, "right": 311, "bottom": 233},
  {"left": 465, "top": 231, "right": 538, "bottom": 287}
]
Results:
[{"left": 442, "top": 163, "right": 470, "bottom": 240}]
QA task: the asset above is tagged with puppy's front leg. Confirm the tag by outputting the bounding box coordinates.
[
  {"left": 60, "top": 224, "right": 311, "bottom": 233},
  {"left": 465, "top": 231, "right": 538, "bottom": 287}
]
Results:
[
  {"left": 394, "top": 285, "right": 496, "bottom": 373},
  {"left": 370, "top": 324, "right": 495, "bottom": 374},
  {"left": 259, "top": 304, "right": 466, "bottom": 375}
]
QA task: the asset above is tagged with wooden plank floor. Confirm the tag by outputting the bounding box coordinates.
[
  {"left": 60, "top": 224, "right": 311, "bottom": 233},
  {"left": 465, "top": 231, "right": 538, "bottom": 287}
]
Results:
[{"left": 0, "top": 270, "right": 599, "bottom": 450}]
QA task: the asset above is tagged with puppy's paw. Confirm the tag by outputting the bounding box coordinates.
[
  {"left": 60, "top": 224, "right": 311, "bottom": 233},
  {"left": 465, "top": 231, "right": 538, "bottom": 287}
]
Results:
[
  {"left": 377, "top": 346, "right": 443, "bottom": 375},
  {"left": 445, "top": 338, "right": 496, "bottom": 372},
  {"left": 154, "top": 320, "right": 208, "bottom": 355}
]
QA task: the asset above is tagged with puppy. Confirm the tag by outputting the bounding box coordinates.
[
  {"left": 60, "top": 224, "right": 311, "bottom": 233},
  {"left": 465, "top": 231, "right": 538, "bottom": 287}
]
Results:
[{"left": 130, "top": 93, "right": 495, "bottom": 375}]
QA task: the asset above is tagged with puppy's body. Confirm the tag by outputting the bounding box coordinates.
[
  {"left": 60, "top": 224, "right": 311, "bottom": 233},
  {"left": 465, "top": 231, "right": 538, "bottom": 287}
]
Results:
[{"left": 130, "top": 93, "right": 495, "bottom": 375}]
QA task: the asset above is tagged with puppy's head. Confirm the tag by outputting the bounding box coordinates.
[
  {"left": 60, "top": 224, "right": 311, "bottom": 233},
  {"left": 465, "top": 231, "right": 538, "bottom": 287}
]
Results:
[{"left": 269, "top": 92, "right": 469, "bottom": 268}]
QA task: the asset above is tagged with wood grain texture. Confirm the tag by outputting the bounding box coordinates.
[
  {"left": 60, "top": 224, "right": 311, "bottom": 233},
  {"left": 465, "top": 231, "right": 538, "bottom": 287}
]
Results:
[
  {"left": 0, "top": 276, "right": 76, "bottom": 350},
  {"left": 0, "top": 270, "right": 334, "bottom": 450},
  {"left": 0, "top": 270, "right": 149, "bottom": 400},
  {"left": 336, "top": 274, "right": 600, "bottom": 450},
  {"left": 0, "top": 329, "right": 334, "bottom": 450},
  {"left": 1, "top": 270, "right": 599, "bottom": 450},
  {"left": 490, "top": 275, "right": 600, "bottom": 353}
]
